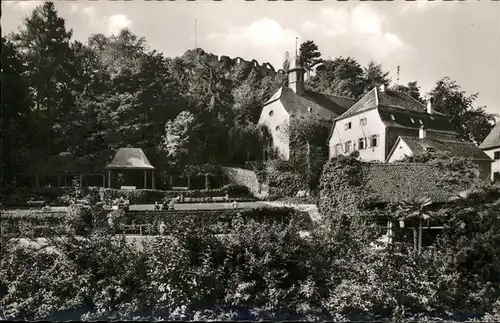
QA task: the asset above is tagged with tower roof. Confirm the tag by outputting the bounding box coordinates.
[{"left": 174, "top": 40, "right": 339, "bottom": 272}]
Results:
[
  {"left": 288, "top": 54, "right": 304, "bottom": 71},
  {"left": 479, "top": 121, "right": 500, "bottom": 150},
  {"left": 104, "top": 148, "right": 154, "bottom": 170}
]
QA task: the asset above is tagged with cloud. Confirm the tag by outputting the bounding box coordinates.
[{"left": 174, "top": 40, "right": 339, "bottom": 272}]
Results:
[
  {"left": 399, "top": 1, "right": 457, "bottom": 14},
  {"left": 107, "top": 14, "right": 133, "bottom": 35},
  {"left": 205, "top": 3, "right": 407, "bottom": 68},
  {"left": 206, "top": 18, "right": 299, "bottom": 67},
  {"left": 301, "top": 3, "right": 408, "bottom": 60},
  {"left": 81, "top": 6, "right": 96, "bottom": 20},
  {"left": 9, "top": 1, "right": 41, "bottom": 13}
]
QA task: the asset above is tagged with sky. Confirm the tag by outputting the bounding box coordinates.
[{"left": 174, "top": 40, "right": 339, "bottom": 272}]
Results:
[{"left": 2, "top": 0, "right": 500, "bottom": 115}]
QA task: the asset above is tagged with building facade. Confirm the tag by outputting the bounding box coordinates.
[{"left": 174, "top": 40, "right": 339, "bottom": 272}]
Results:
[
  {"left": 258, "top": 56, "right": 355, "bottom": 160},
  {"left": 328, "top": 87, "right": 459, "bottom": 161},
  {"left": 479, "top": 121, "right": 500, "bottom": 182}
]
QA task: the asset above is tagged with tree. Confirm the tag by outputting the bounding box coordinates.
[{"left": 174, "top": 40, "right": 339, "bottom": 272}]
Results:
[
  {"left": 429, "top": 77, "right": 494, "bottom": 144},
  {"left": 307, "top": 57, "right": 365, "bottom": 98},
  {"left": 391, "top": 81, "right": 423, "bottom": 103},
  {"left": 162, "top": 111, "right": 199, "bottom": 165},
  {"left": 362, "top": 60, "right": 391, "bottom": 93},
  {"left": 282, "top": 51, "right": 290, "bottom": 72},
  {"left": 0, "top": 38, "right": 33, "bottom": 185},
  {"left": 10, "top": 1, "right": 79, "bottom": 178},
  {"left": 298, "top": 40, "right": 323, "bottom": 77}
]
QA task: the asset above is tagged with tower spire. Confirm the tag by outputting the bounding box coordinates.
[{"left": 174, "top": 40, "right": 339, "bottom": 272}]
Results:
[
  {"left": 295, "top": 37, "right": 298, "bottom": 57},
  {"left": 397, "top": 65, "right": 400, "bottom": 85}
]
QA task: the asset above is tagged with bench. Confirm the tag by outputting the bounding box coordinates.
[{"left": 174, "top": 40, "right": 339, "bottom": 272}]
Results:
[
  {"left": 172, "top": 187, "right": 188, "bottom": 191},
  {"left": 121, "top": 186, "right": 136, "bottom": 190},
  {"left": 26, "top": 200, "right": 46, "bottom": 208}
]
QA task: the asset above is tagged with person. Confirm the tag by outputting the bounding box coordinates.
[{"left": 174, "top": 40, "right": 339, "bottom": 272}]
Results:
[
  {"left": 225, "top": 193, "right": 229, "bottom": 202},
  {"left": 232, "top": 200, "right": 238, "bottom": 209},
  {"left": 168, "top": 198, "right": 176, "bottom": 210},
  {"left": 107, "top": 213, "right": 114, "bottom": 230},
  {"left": 159, "top": 221, "right": 166, "bottom": 235}
]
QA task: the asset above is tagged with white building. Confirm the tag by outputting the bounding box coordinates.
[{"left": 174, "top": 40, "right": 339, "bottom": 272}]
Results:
[{"left": 479, "top": 121, "right": 500, "bottom": 182}]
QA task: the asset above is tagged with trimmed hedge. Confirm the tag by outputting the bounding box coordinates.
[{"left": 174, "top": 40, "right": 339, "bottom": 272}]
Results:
[
  {"left": 1, "top": 206, "right": 312, "bottom": 237},
  {"left": 0, "top": 184, "right": 253, "bottom": 207}
]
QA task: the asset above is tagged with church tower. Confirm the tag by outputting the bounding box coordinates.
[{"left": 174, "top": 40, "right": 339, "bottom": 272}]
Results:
[{"left": 288, "top": 55, "right": 305, "bottom": 95}]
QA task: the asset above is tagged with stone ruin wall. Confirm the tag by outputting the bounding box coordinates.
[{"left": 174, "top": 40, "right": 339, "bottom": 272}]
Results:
[{"left": 205, "top": 53, "right": 286, "bottom": 78}]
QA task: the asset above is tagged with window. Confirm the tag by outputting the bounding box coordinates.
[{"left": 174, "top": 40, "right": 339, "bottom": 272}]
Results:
[
  {"left": 390, "top": 114, "right": 396, "bottom": 121},
  {"left": 494, "top": 151, "right": 500, "bottom": 160},
  {"left": 358, "top": 137, "right": 367, "bottom": 150},
  {"left": 345, "top": 141, "right": 352, "bottom": 153},
  {"left": 269, "top": 110, "right": 274, "bottom": 116},
  {"left": 335, "top": 144, "right": 342, "bottom": 156},
  {"left": 410, "top": 117, "right": 415, "bottom": 123},
  {"left": 370, "top": 135, "right": 379, "bottom": 147},
  {"left": 344, "top": 122, "right": 352, "bottom": 130},
  {"left": 419, "top": 119, "right": 423, "bottom": 125},
  {"left": 494, "top": 172, "right": 500, "bottom": 182},
  {"left": 360, "top": 118, "right": 367, "bottom": 126}
]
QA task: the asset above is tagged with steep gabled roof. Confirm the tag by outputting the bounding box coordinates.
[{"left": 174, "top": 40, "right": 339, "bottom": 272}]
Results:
[
  {"left": 366, "top": 163, "right": 476, "bottom": 203},
  {"left": 335, "top": 87, "right": 446, "bottom": 121},
  {"left": 264, "top": 86, "right": 355, "bottom": 122},
  {"left": 479, "top": 121, "right": 500, "bottom": 150},
  {"left": 104, "top": 148, "right": 155, "bottom": 170},
  {"left": 388, "top": 136, "right": 492, "bottom": 162}
]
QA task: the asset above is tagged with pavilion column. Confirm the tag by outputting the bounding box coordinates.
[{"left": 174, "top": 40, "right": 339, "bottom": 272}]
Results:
[
  {"left": 58, "top": 175, "right": 61, "bottom": 187},
  {"left": 187, "top": 175, "right": 191, "bottom": 190},
  {"left": 152, "top": 171, "right": 155, "bottom": 189},
  {"left": 102, "top": 173, "right": 105, "bottom": 188},
  {"left": 107, "top": 170, "right": 111, "bottom": 188},
  {"left": 205, "top": 174, "right": 209, "bottom": 190},
  {"left": 143, "top": 170, "right": 147, "bottom": 189}
]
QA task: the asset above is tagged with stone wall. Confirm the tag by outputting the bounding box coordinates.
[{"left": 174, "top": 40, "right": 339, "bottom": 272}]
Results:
[
  {"left": 205, "top": 53, "right": 284, "bottom": 78},
  {"left": 222, "top": 167, "right": 268, "bottom": 199}
]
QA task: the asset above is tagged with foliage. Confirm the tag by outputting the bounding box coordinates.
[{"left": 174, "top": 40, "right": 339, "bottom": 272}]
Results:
[
  {"left": 2, "top": 185, "right": 500, "bottom": 321},
  {"left": 430, "top": 77, "right": 495, "bottom": 144},
  {"left": 318, "top": 155, "right": 372, "bottom": 219},
  {"left": 362, "top": 60, "right": 391, "bottom": 93},
  {"left": 298, "top": 40, "right": 323, "bottom": 76},
  {"left": 391, "top": 81, "right": 424, "bottom": 103},
  {"left": 307, "top": 56, "right": 366, "bottom": 98}
]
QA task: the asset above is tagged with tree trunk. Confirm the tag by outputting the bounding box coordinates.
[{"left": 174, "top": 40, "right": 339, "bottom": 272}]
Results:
[{"left": 413, "top": 226, "right": 418, "bottom": 252}]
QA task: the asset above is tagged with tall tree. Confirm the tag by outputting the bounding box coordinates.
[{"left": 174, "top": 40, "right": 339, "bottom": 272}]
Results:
[
  {"left": 0, "top": 38, "right": 33, "bottom": 185},
  {"left": 11, "top": 1, "right": 77, "bottom": 171},
  {"left": 299, "top": 40, "right": 323, "bottom": 77},
  {"left": 429, "top": 77, "right": 494, "bottom": 144},
  {"left": 392, "top": 81, "right": 424, "bottom": 103},
  {"left": 362, "top": 60, "right": 391, "bottom": 93},
  {"left": 307, "top": 57, "right": 366, "bottom": 98}
]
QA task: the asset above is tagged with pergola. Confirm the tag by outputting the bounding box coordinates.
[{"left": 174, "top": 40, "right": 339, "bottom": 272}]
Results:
[{"left": 104, "top": 148, "right": 155, "bottom": 189}]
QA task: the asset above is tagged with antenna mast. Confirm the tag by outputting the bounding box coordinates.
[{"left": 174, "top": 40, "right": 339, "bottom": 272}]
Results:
[
  {"left": 295, "top": 37, "right": 298, "bottom": 57},
  {"left": 195, "top": 18, "right": 198, "bottom": 49}
]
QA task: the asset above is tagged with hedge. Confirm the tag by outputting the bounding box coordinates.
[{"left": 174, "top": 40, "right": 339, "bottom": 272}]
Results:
[
  {"left": 0, "top": 184, "right": 252, "bottom": 207},
  {"left": 1, "top": 206, "right": 312, "bottom": 237}
]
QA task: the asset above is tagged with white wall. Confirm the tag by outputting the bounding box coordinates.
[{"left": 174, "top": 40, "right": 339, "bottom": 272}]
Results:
[
  {"left": 258, "top": 98, "right": 290, "bottom": 160},
  {"left": 329, "top": 109, "right": 387, "bottom": 161},
  {"left": 387, "top": 140, "right": 413, "bottom": 162},
  {"left": 484, "top": 148, "right": 500, "bottom": 181}
]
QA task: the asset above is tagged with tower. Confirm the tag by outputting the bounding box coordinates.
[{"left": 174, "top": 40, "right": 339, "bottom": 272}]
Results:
[{"left": 288, "top": 55, "right": 305, "bottom": 94}]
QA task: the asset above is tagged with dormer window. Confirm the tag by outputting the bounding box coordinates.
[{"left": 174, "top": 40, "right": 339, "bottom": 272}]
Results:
[
  {"left": 275, "top": 126, "right": 280, "bottom": 131},
  {"left": 269, "top": 110, "right": 274, "bottom": 117},
  {"left": 390, "top": 114, "right": 396, "bottom": 121},
  {"left": 419, "top": 119, "right": 423, "bottom": 125},
  {"left": 344, "top": 122, "right": 352, "bottom": 130},
  {"left": 410, "top": 117, "right": 415, "bottom": 123},
  {"left": 360, "top": 118, "right": 367, "bottom": 126},
  {"left": 307, "top": 107, "right": 312, "bottom": 112}
]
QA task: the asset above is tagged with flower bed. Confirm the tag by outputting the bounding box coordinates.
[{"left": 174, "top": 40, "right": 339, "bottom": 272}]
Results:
[{"left": 0, "top": 184, "right": 253, "bottom": 207}]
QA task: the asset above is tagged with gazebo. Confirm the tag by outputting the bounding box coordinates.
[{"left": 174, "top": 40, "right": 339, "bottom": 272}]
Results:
[{"left": 104, "top": 148, "right": 155, "bottom": 189}]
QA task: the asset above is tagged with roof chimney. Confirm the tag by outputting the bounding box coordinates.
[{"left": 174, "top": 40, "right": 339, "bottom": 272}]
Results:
[
  {"left": 379, "top": 84, "right": 386, "bottom": 92},
  {"left": 419, "top": 125, "right": 426, "bottom": 139},
  {"left": 427, "top": 97, "right": 434, "bottom": 114}
]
